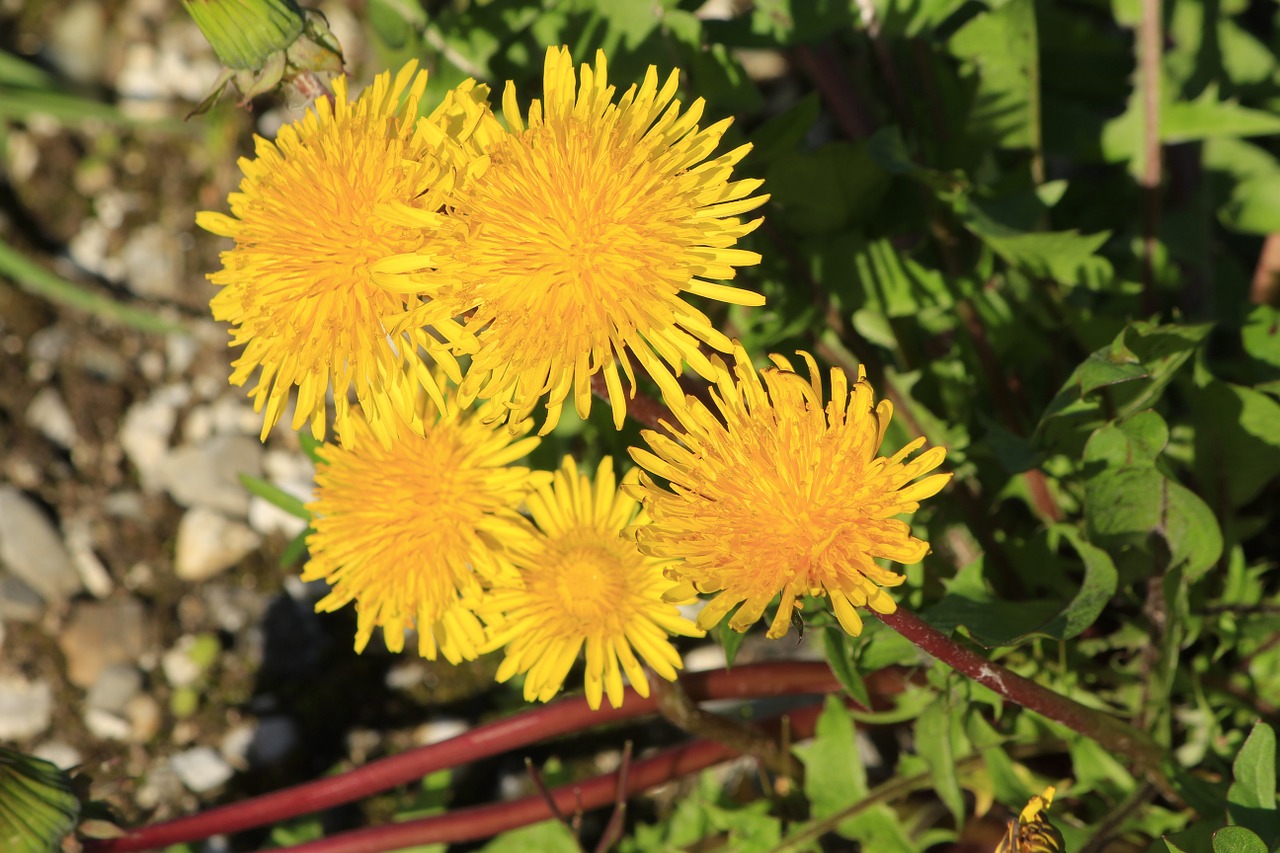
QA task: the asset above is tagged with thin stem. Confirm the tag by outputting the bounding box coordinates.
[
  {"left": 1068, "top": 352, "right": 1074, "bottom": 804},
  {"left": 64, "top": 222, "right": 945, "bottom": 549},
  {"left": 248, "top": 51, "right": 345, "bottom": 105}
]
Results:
[
  {"left": 875, "top": 608, "right": 1167, "bottom": 784},
  {"left": 262, "top": 703, "right": 830, "bottom": 853},
  {"left": 87, "top": 663, "right": 838, "bottom": 853},
  {"left": 593, "top": 741, "right": 633, "bottom": 853},
  {"left": 1138, "top": 0, "right": 1163, "bottom": 314}
]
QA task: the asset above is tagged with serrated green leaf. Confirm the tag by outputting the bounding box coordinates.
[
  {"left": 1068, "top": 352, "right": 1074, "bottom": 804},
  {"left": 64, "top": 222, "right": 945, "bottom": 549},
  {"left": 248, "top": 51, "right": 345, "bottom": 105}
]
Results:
[
  {"left": 949, "top": 0, "right": 1040, "bottom": 149},
  {"left": 954, "top": 196, "right": 1113, "bottom": 287}
]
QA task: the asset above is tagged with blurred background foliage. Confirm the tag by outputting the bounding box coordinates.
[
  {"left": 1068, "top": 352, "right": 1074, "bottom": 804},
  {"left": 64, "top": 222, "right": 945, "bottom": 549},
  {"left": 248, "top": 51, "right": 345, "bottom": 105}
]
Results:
[{"left": 4, "top": 0, "right": 1280, "bottom": 850}]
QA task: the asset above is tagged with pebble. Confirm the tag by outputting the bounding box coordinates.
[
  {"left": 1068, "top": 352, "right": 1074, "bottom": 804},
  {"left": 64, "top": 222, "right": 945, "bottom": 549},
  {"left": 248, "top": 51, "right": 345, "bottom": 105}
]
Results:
[
  {"left": 33, "top": 741, "right": 83, "bottom": 770},
  {"left": 120, "top": 224, "right": 185, "bottom": 301},
  {"left": 161, "top": 633, "right": 218, "bottom": 688},
  {"left": 160, "top": 434, "right": 263, "bottom": 516},
  {"left": 220, "top": 724, "right": 255, "bottom": 770},
  {"left": 412, "top": 718, "right": 468, "bottom": 746},
  {"left": 118, "top": 386, "right": 187, "bottom": 492},
  {"left": 0, "top": 674, "right": 53, "bottom": 740},
  {"left": 0, "top": 573, "right": 45, "bottom": 622},
  {"left": 126, "top": 694, "right": 162, "bottom": 743},
  {"left": 174, "top": 507, "right": 262, "bottom": 581},
  {"left": 86, "top": 663, "right": 143, "bottom": 714},
  {"left": 0, "top": 486, "right": 83, "bottom": 604},
  {"left": 250, "top": 716, "right": 298, "bottom": 766},
  {"left": 85, "top": 707, "right": 132, "bottom": 741},
  {"left": 47, "top": 0, "right": 108, "bottom": 84},
  {"left": 58, "top": 596, "right": 150, "bottom": 687},
  {"left": 63, "top": 513, "right": 114, "bottom": 598},
  {"left": 170, "top": 746, "right": 234, "bottom": 793},
  {"left": 26, "top": 387, "right": 79, "bottom": 449}
]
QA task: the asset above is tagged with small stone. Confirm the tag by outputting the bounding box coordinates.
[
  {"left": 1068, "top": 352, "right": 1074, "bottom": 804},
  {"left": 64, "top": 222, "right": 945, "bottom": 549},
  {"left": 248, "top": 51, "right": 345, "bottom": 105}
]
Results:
[
  {"left": 33, "top": 741, "right": 82, "bottom": 770},
  {"left": 174, "top": 507, "right": 261, "bottom": 582},
  {"left": 249, "top": 716, "right": 297, "bottom": 767},
  {"left": 125, "top": 694, "right": 162, "bottom": 743},
  {"left": 120, "top": 224, "right": 184, "bottom": 301},
  {"left": 0, "top": 573, "right": 44, "bottom": 622},
  {"left": 63, "top": 514, "right": 113, "bottom": 598},
  {"left": 118, "top": 388, "right": 186, "bottom": 492},
  {"left": 0, "top": 675, "right": 53, "bottom": 740},
  {"left": 84, "top": 707, "right": 131, "bottom": 741},
  {"left": 0, "top": 487, "right": 82, "bottom": 604},
  {"left": 58, "top": 597, "right": 149, "bottom": 687},
  {"left": 220, "top": 724, "right": 255, "bottom": 769},
  {"left": 136, "top": 759, "right": 184, "bottom": 810},
  {"left": 170, "top": 746, "right": 234, "bottom": 793},
  {"left": 412, "top": 718, "right": 468, "bottom": 746},
  {"left": 161, "top": 434, "right": 263, "bottom": 517},
  {"left": 86, "top": 664, "right": 143, "bottom": 714},
  {"left": 161, "top": 634, "right": 217, "bottom": 688},
  {"left": 26, "top": 387, "right": 78, "bottom": 449}
]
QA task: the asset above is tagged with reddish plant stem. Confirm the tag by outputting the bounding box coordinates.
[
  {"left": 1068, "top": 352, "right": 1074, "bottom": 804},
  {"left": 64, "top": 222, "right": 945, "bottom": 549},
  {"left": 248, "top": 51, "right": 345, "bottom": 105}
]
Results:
[
  {"left": 590, "top": 372, "right": 670, "bottom": 432},
  {"left": 876, "top": 608, "right": 1166, "bottom": 781},
  {"left": 265, "top": 702, "right": 829, "bottom": 853},
  {"left": 88, "top": 664, "right": 838, "bottom": 853},
  {"left": 1138, "top": 0, "right": 1163, "bottom": 315}
]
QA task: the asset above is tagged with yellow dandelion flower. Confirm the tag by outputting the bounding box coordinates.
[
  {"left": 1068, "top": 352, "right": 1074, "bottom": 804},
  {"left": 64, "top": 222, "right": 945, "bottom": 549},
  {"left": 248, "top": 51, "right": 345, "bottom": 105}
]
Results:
[
  {"left": 301, "top": 388, "right": 548, "bottom": 663},
  {"left": 197, "top": 61, "right": 491, "bottom": 447},
  {"left": 406, "top": 45, "right": 768, "bottom": 434},
  {"left": 628, "top": 345, "right": 952, "bottom": 639},
  {"left": 481, "top": 456, "right": 703, "bottom": 709},
  {"left": 997, "top": 787, "right": 1065, "bottom": 853}
]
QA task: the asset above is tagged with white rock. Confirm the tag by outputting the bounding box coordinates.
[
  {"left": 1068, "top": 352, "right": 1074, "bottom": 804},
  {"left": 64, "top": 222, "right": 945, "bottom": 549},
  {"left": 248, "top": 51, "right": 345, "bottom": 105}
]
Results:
[
  {"left": 126, "top": 694, "right": 162, "bottom": 743},
  {"left": 412, "top": 718, "right": 468, "bottom": 746},
  {"left": 0, "top": 574, "right": 44, "bottom": 622},
  {"left": 161, "top": 636, "right": 205, "bottom": 688},
  {"left": 48, "top": 0, "right": 107, "bottom": 84},
  {"left": 171, "top": 746, "right": 234, "bottom": 793},
  {"left": 26, "top": 387, "right": 78, "bottom": 449},
  {"left": 160, "top": 434, "right": 263, "bottom": 516},
  {"left": 0, "top": 675, "right": 53, "bottom": 740},
  {"left": 33, "top": 741, "right": 82, "bottom": 770},
  {"left": 63, "top": 514, "right": 113, "bottom": 598},
  {"left": 220, "top": 724, "right": 256, "bottom": 769},
  {"left": 119, "top": 387, "right": 187, "bottom": 492},
  {"left": 174, "top": 508, "right": 261, "bottom": 582},
  {"left": 84, "top": 707, "right": 131, "bottom": 741},
  {"left": 86, "top": 664, "right": 143, "bottom": 713},
  {"left": 120, "top": 224, "right": 184, "bottom": 301},
  {"left": 0, "top": 487, "right": 82, "bottom": 603}
]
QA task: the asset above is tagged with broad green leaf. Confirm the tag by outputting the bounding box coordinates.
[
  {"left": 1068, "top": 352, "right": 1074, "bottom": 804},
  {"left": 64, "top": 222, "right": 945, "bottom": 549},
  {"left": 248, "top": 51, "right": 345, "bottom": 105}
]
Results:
[
  {"left": 850, "top": 238, "right": 953, "bottom": 317},
  {"left": 1162, "top": 480, "right": 1224, "bottom": 581},
  {"left": 953, "top": 196, "right": 1113, "bottom": 287},
  {"left": 1227, "top": 723, "right": 1280, "bottom": 849},
  {"left": 766, "top": 142, "right": 891, "bottom": 234},
  {"left": 0, "top": 747, "right": 80, "bottom": 853},
  {"left": 949, "top": 0, "right": 1040, "bottom": 149},
  {"left": 1084, "top": 410, "right": 1169, "bottom": 467},
  {"left": 480, "top": 820, "right": 580, "bottom": 853},
  {"left": 1165, "top": 822, "right": 1223, "bottom": 853},
  {"left": 1212, "top": 826, "right": 1268, "bottom": 853},
  {"left": 1188, "top": 381, "right": 1280, "bottom": 508},
  {"left": 870, "top": 0, "right": 968, "bottom": 37},
  {"left": 966, "top": 714, "right": 1031, "bottom": 806},
  {"left": 916, "top": 701, "right": 965, "bottom": 825},
  {"left": 1242, "top": 305, "right": 1280, "bottom": 371},
  {"left": 1077, "top": 350, "right": 1149, "bottom": 396}
]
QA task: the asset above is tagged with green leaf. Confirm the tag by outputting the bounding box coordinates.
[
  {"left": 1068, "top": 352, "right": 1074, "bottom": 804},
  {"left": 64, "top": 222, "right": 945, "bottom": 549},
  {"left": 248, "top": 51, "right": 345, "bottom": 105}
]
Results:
[
  {"left": 1188, "top": 381, "right": 1280, "bottom": 508},
  {"left": 916, "top": 701, "right": 965, "bottom": 826},
  {"left": 718, "top": 621, "right": 747, "bottom": 668},
  {"left": 1212, "top": 826, "right": 1269, "bottom": 853},
  {"left": 0, "top": 747, "right": 81, "bottom": 853},
  {"left": 949, "top": 0, "right": 1040, "bottom": 149},
  {"left": 849, "top": 238, "right": 954, "bottom": 317},
  {"left": 1227, "top": 723, "right": 1280, "bottom": 849},
  {"left": 479, "top": 820, "right": 580, "bottom": 853},
  {"left": 953, "top": 196, "right": 1113, "bottom": 287},
  {"left": 1162, "top": 480, "right": 1224, "bottom": 581},
  {"left": 823, "top": 627, "right": 873, "bottom": 709},
  {"left": 765, "top": 142, "right": 891, "bottom": 234},
  {"left": 1084, "top": 410, "right": 1169, "bottom": 467}
]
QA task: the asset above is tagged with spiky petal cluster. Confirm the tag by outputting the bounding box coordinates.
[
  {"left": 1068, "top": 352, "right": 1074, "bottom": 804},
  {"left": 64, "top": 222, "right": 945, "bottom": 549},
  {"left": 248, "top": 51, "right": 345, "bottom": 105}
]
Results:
[{"left": 629, "top": 346, "right": 952, "bottom": 638}]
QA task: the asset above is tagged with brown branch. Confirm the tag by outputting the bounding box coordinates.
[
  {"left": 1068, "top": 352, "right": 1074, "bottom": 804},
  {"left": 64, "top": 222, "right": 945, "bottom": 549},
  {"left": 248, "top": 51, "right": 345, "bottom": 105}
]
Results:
[{"left": 1139, "top": 0, "right": 1163, "bottom": 315}]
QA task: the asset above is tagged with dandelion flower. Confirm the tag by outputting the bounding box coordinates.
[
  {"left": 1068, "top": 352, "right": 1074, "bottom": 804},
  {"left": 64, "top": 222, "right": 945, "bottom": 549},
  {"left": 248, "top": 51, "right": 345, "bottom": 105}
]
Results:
[
  {"left": 302, "top": 388, "right": 548, "bottom": 663},
  {"left": 408, "top": 46, "right": 769, "bottom": 434},
  {"left": 628, "top": 345, "right": 952, "bottom": 639},
  {"left": 197, "top": 61, "right": 490, "bottom": 446},
  {"left": 482, "top": 456, "right": 703, "bottom": 709},
  {"left": 997, "top": 786, "right": 1064, "bottom": 853}
]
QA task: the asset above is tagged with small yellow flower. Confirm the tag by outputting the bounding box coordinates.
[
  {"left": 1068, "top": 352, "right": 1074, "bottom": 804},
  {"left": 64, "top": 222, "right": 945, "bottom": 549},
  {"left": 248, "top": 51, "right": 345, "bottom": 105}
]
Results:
[
  {"left": 302, "top": 387, "right": 548, "bottom": 663},
  {"left": 997, "top": 787, "right": 1065, "bottom": 853},
  {"left": 405, "top": 46, "right": 768, "bottom": 434},
  {"left": 628, "top": 346, "right": 952, "bottom": 639},
  {"left": 482, "top": 456, "right": 703, "bottom": 709},
  {"left": 197, "top": 61, "right": 490, "bottom": 447}
]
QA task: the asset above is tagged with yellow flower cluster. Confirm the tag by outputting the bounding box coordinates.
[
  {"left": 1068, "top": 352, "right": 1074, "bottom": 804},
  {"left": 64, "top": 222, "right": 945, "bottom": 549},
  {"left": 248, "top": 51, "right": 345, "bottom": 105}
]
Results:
[{"left": 200, "top": 47, "right": 951, "bottom": 709}]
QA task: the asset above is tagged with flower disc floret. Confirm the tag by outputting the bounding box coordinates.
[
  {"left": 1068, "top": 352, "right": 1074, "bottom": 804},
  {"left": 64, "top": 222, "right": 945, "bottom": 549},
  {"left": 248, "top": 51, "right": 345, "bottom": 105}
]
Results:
[
  {"left": 481, "top": 456, "right": 703, "bottom": 709},
  {"left": 407, "top": 46, "right": 768, "bottom": 434},
  {"left": 302, "top": 388, "right": 547, "bottom": 663},
  {"left": 628, "top": 346, "right": 952, "bottom": 638},
  {"left": 197, "top": 61, "right": 490, "bottom": 447}
]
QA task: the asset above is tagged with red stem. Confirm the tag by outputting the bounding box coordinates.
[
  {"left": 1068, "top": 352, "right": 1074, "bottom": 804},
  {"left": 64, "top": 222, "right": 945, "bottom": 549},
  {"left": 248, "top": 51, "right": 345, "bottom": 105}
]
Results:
[
  {"left": 89, "top": 663, "right": 838, "bottom": 852},
  {"left": 876, "top": 609, "right": 1165, "bottom": 779},
  {"left": 262, "top": 702, "right": 829, "bottom": 853}
]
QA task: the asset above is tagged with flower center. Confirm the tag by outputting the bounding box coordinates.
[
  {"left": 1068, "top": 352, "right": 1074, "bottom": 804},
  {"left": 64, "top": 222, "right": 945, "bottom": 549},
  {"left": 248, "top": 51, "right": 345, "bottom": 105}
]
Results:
[{"left": 532, "top": 532, "right": 630, "bottom": 625}]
